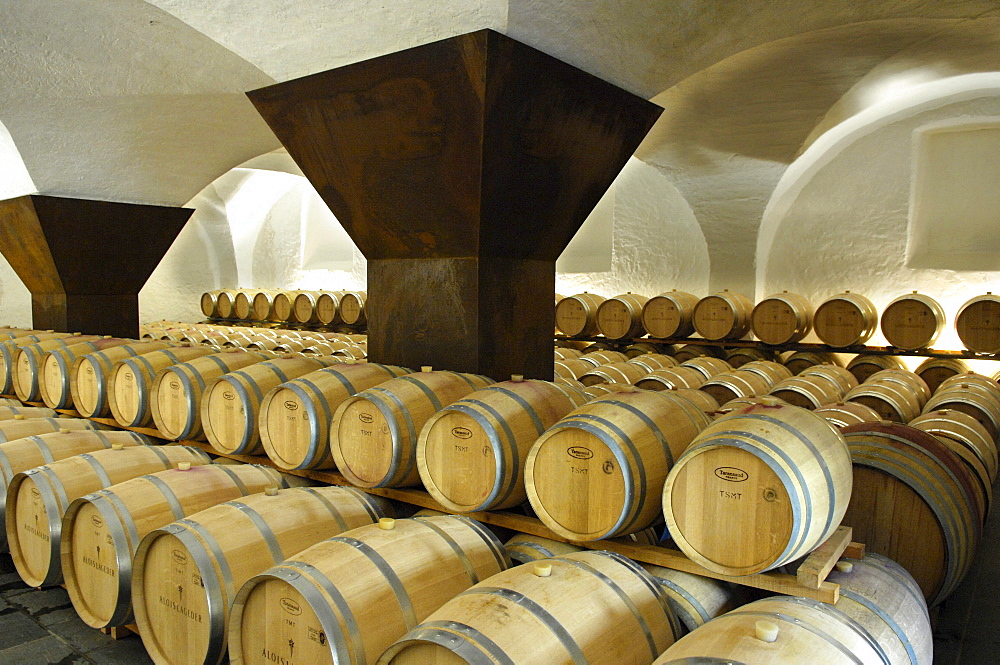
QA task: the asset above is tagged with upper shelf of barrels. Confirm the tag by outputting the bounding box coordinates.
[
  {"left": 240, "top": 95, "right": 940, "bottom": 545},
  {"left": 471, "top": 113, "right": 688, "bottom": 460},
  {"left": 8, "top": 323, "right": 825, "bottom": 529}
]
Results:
[
  {"left": 199, "top": 288, "right": 367, "bottom": 330},
  {"left": 555, "top": 288, "right": 1000, "bottom": 357}
]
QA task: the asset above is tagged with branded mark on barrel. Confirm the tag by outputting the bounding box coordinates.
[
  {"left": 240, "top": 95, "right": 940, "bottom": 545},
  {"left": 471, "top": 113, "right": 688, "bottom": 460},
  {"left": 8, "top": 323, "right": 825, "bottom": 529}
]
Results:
[
  {"left": 284, "top": 401, "right": 298, "bottom": 411},
  {"left": 223, "top": 392, "right": 236, "bottom": 401},
  {"left": 568, "top": 446, "right": 593, "bottom": 460},
  {"left": 281, "top": 598, "right": 302, "bottom": 615},
  {"left": 172, "top": 550, "right": 188, "bottom": 565},
  {"left": 452, "top": 427, "right": 472, "bottom": 440},
  {"left": 30, "top": 488, "right": 40, "bottom": 499},
  {"left": 91, "top": 515, "right": 104, "bottom": 528},
  {"left": 170, "top": 381, "right": 180, "bottom": 390},
  {"left": 715, "top": 467, "right": 748, "bottom": 482},
  {"left": 358, "top": 413, "right": 374, "bottom": 424}
]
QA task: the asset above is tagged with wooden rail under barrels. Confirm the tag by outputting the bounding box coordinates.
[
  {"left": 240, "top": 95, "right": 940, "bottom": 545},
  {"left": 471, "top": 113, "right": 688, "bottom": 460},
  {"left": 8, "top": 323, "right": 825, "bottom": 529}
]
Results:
[{"left": 25, "top": 406, "right": 863, "bottom": 604}]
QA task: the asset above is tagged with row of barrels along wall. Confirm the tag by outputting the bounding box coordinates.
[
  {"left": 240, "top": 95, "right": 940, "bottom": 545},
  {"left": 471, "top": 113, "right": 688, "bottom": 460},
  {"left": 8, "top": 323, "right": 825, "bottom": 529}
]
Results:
[
  {"left": 0, "top": 416, "right": 933, "bottom": 664},
  {"left": 200, "top": 288, "right": 368, "bottom": 327},
  {"left": 556, "top": 288, "right": 1000, "bottom": 353},
  {"left": 0, "top": 322, "right": 976, "bottom": 660}
]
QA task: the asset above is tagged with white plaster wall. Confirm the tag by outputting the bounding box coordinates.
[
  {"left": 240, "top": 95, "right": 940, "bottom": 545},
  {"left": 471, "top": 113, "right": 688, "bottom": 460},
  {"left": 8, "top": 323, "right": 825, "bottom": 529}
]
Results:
[
  {"left": 556, "top": 158, "right": 709, "bottom": 299},
  {"left": 759, "top": 77, "right": 1000, "bottom": 349}
]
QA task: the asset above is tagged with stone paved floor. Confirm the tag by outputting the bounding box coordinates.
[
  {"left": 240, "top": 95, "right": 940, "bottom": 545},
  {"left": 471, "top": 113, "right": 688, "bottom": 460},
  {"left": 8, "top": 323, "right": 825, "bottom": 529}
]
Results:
[{"left": 0, "top": 508, "right": 995, "bottom": 663}]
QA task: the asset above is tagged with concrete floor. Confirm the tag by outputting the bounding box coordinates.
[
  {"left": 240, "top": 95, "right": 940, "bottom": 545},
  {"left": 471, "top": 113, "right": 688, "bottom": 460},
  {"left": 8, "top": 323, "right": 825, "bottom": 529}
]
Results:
[{"left": 0, "top": 510, "right": 995, "bottom": 664}]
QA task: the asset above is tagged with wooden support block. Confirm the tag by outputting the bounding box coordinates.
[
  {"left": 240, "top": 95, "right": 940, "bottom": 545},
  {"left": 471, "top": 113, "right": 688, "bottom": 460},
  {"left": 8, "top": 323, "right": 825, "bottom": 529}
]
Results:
[
  {"left": 101, "top": 624, "right": 140, "bottom": 640},
  {"left": 797, "top": 525, "right": 854, "bottom": 589}
]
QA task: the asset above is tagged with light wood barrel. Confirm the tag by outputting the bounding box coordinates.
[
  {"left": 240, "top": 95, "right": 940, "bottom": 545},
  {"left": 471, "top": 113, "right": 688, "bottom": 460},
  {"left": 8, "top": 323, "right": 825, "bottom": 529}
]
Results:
[
  {"left": 70, "top": 341, "right": 171, "bottom": 418},
  {"left": 259, "top": 363, "right": 412, "bottom": 471},
  {"left": 813, "top": 291, "right": 879, "bottom": 347},
  {"left": 842, "top": 422, "right": 981, "bottom": 606},
  {"left": 271, "top": 291, "right": 299, "bottom": 322},
  {"left": 672, "top": 344, "right": 726, "bottom": 363},
  {"left": 717, "top": 394, "right": 789, "bottom": 416},
  {"left": 679, "top": 357, "right": 732, "bottom": 380},
  {"left": 526, "top": 391, "right": 709, "bottom": 541},
  {"left": 201, "top": 356, "right": 339, "bottom": 455},
  {"left": 0, "top": 328, "right": 44, "bottom": 341},
  {"left": 881, "top": 292, "right": 947, "bottom": 350},
  {"left": 555, "top": 292, "right": 606, "bottom": 336},
  {"left": 847, "top": 354, "right": 907, "bottom": 383},
  {"left": 582, "top": 383, "right": 640, "bottom": 400},
  {"left": 653, "top": 595, "right": 891, "bottom": 664},
  {"left": 290, "top": 290, "right": 323, "bottom": 323},
  {"left": 641, "top": 564, "right": 737, "bottom": 633},
  {"left": 626, "top": 353, "right": 677, "bottom": 373},
  {"left": 339, "top": 290, "right": 368, "bottom": 325},
  {"left": 910, "top": 410, "right": 994, "bottom": 524},
  {"left": 39, "top": 338, "right": 134, "bottom": 409},
  {"left": 0, "top": 417, "right": 102, "bottom": 442},
  {"left": 200, "top": 291, "right": 220, "bottom": 318},
  {"left": 215, "top": 290, "right": 239, "bottom": 319},
  {"left": 418, "top": 379, "right": 589, "bottom": 512},
  {"left": 230, "top": 515, "right": 508, "bottom": 665},
  {"left": 331, "top": 370, "right": 495, "bottom": 488},
  {"left": 7, "top": 445, "right": 210, "bottom": 587},
  {"left": 751, "top": 291, "right": 813, "bottom": 345},
  {"left": 0, "top": 430, "right": 150, "bottom": 552},
  {"left": 937, "top": 372, "right": 1000, "bottom": 402},
  {"left": 596, "top": 293, "right": 649, "bottom": 339},
  {"left": 845, "top": 382, "right": 923, "bottom": 423},
  {"left": 915, "top": 357, "right": 971, "bottom": 393},
  {"left": 150, "top": 351, "right": 272, "bottom": 441},
  {"left": 380, "top": 550, "right": 680, "bottom": 665},
  {"left": 868, "top": 369, "right": 931, "bottom": 404},
  {"left": 61, "top": 463, "right": 285, "bottom": 628},
  {"left": 783, "top": 350, "right": 845, "bottom": 375},
  {"left": 232, "top": 291, "right": 255, "bottom": 320},
  {"left": 578, "top": 350, "right": 628, "bottom": 367},
  {"left": 133, "top": 486, "right": 388, "bottom": 665},
  {"left": 643, "top": 290, "right": 699, "bottom": 339},
  {"left": 723, "top": 346, "right": 779, "bottom": 368},
  {"left": 799, "top": 364, "right": 858, "bottom": 394},
  {"left": 504, "top": 533, "right": 583, "bottom": 564},
  {"left": 827, "top": 553, "right": 933, "bottom": 665},
  {"left": 250, "top": 290, "right": 282, "bottom": 322},
  {"left": 554, "top": 347, "right": 584, "bottom": 361},
  {"left": 769, "top": 375, "right": 845, "bottom": 409},
  {"left": 663, "top": 402, "right": 852, "bottom": 575},
  {"left": 0, "top": 332, "right": 75, "bottom": 393},
  {"left": 692, "top": 291, "right": 753, "bottom": 341},
  {"left": 634, "top": 367, "right": 707, "bottom": 391},
  {"left": 624, "top": 341, "right": 675, "bottom": 358},
  {"left": 814, "top": 402, "right": 882, "bottom": 428},
  {"left": 0, "top": 406, "right": 56, "bottom": 419},
  {"left": 924, "top": 383, "right": 1000, "bottom": 444},
  {"left": 109, "top": 346, "right": 218, "bottom": 427},
  {"left": 579, "top": 361, "right": 649, "bottom": 386},
  {"left": 699, "top": 370, "right": 772, "bottom": 406},
  {"left": 956, "top": 292, "right": 1000, "bottom": 353},
  {"left": 554, "top": 358, "right": 593, "bottom": 380},
  {"left": 315, "top": 291, "right": 344, "bottom": 324},
  {"left": 739, "top": 360, "right": 793, "bottom": 385},
  {"left": 13, "top": 335, "right": 102, "bottom": 402}
]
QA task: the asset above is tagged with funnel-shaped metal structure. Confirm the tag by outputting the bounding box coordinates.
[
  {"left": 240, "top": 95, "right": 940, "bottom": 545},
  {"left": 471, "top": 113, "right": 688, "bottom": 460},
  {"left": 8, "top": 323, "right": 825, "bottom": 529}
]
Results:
[
  {"left": 249, "top": 29, "right": 661, "bottom": 379},
  {"left": 0, "top": 195, "right": 192, "bottom": 338}
]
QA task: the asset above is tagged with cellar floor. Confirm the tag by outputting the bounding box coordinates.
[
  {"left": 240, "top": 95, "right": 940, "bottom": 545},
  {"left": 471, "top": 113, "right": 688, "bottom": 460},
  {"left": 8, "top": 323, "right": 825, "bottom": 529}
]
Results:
[{"left": 0, "top": 506, "right": 995, "bottom": 664}]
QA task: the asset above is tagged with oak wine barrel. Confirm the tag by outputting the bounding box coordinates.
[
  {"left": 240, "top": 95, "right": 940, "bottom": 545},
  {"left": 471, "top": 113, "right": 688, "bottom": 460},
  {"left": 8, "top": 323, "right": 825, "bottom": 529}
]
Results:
[
  {"left": 723, "top": 346, "right": 779, "bottom": 368},
  {"left": 380, "top": 550, "right": 680, "bottom": 665},
  {"left": 13, "top": 335, "right": 102, "bottom": 402},
  {"left": 61, "top": 463, "right": 285, "bottom": 628},
  {"left": 814, "top": 402, "right": 882, "bottom": 428},
  {"left": 769, "top": 375, "right": 845, "bottom": 409},
  {"left": 641, "top": 564, "right": 738, "bottom": 633},
  {"left": 339, "top": 290, "right": 368, "bottom": 325},
  {"left": 108, "top": 346, "right": 218, "bottom": 427},
  {"left": 914, "top": 357, "right": 971, "bottom": 393},
  {"left": 6, "top": 444, "right": 210, "bottom": 587},
  {"left": 626, "top": 353, "right": 677, "bottom": 372},
  {"left": 418, "top": 378, "right": 588, "bottom": 512},
  {"left": 642, "top": 290, "right": 699, "bottom": 339},
  {"left": 259, "top": 363, "right": 412, "bottom": 470},
  {"left": 691, "top": 291, "right": 753, "bottom": 341},
  {"left": 813, "top": 291, "right": 879, "bottom": 347},
  {"left": 634, "top": 367, "right": 707, "bottom": 391},
  {"left": 579, "top": 361, "right": 649, "bottom": 386},
  {"left": 750, "top": 291, "right": 813, "bottom": 345},
  {"left": 526, "top": 390, "right": 709, "bottom": 541},
  {"left": 39, "top": 337, "right": 134, "bottom": 409},
  {"left": 330, "top": 370, "right": 494, "bottom": 488},
  {"left": 596, "top": 292, "right": 649, "bottom": 339},
  {"left": 847, "top": 354, "right": 907, "bottom": 383},
  {"left": 698, "top": 370, "right": 772, "bottom": 406},
  {"left": 881, "top": 292, "right": 947, "bottom": 350},
  {"left": 132, "top": 486, "right": 388, "bottom": 665},
  {"left": 230, "top": 516, "right": 509, "bottom": 665},
  {"left": 782, "top": 350, "right": 845, "bottom": 375},
  {"left": 955, "top": 292, "right": 1000, "bottom": 353},
  {"left": 663, "top": 402, "right": 853, "bottom": 575},
  {"left": 555, "top": 292, "right": 605, "bottom": 337}
]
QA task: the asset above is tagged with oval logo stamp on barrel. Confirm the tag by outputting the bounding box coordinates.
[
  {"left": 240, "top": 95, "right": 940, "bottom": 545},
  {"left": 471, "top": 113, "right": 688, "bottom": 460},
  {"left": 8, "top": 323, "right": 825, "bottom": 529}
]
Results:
[
  {"left": 567, "top": 446, "right": 594, "bottom": 460},
  {"left": 451, "top": 427, "right": 473, "bottom": 439},
  {"left": 284, "top": 401, "right": 298, "bottom": 411},
  {"left": 172, "top": 550, "right": 188, "bottom": 565},
  {"left": 715, "top": 467, "right": 749, "bottom": 482},
  {"left": 358, "top": 413, "right": 374, "bottom": 424},
  {"left": 280, "top": 598, "right": 302, "bottom": 615}
]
